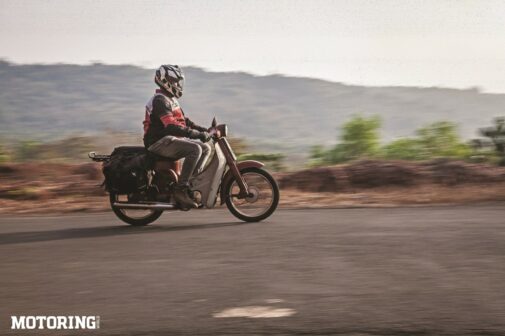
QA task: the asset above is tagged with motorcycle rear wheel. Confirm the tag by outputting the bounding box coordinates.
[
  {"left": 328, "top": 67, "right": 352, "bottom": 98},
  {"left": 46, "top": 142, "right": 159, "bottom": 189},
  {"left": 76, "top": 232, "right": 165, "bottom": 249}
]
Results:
[
  {"left": 109, "top": 193, "right": 163, "bottom": 226},
  {"left": 223, "top": 167, "right": 279, "bottom": 222}
]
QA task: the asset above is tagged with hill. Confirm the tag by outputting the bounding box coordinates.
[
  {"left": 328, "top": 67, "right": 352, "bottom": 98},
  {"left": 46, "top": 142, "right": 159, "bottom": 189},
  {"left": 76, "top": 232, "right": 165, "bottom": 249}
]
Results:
[{"left": 1, "top": 61, "right": 504, "bottom": 153}]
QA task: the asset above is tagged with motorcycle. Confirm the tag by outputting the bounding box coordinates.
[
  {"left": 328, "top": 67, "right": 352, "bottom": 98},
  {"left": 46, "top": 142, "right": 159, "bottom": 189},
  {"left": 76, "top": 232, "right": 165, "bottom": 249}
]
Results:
[{"left": 88, "top": 118, "right": 280, "bottom": 226}]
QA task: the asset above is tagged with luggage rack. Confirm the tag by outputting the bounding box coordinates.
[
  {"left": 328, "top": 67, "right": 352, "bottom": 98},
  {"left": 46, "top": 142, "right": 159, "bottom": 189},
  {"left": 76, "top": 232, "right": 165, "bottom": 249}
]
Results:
[{"left": 88, "top": 152, "right": 111, "bottom": 162}]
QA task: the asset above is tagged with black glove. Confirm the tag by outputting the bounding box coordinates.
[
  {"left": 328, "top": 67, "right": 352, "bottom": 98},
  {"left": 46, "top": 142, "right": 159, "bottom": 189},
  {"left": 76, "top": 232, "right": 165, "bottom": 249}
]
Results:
[
  {"left": 188, "top": 129, "right": 211, "bottom": 142},
  {"left": 198, "top": 131, "right": 211, "bottom": 143}
]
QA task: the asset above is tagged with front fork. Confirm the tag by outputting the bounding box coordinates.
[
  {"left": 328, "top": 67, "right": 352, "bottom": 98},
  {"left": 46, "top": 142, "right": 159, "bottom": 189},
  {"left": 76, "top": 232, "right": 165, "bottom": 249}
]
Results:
[{"left": 217, "top": 138, "right": 250, "bottom": 198}]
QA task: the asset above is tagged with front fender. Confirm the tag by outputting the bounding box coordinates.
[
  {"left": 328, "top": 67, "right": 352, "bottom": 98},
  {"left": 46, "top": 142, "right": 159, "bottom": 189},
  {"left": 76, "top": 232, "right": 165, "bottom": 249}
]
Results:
[{"left": 219, "top": 160, "right": 264, "bottom": 204}]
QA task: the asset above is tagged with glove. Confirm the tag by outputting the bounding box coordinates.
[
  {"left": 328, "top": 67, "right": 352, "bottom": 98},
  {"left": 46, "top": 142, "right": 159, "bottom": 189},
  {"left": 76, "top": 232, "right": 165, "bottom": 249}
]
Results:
[
  {"left": 187, "top": 129, "right": 211, "bottom": 142},
  {"left": 198, "top": 131, "right": 211, "bottom": 143}
]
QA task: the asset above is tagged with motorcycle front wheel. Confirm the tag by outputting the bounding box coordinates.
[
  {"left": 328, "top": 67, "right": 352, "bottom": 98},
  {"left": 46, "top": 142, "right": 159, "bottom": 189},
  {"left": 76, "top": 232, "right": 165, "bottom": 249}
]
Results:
[
  {"left": 109, "top": 193, "right": 163, "bottom": 226},
  {"left": 223, "top": 167, "right": 279, "bottom": 222}
]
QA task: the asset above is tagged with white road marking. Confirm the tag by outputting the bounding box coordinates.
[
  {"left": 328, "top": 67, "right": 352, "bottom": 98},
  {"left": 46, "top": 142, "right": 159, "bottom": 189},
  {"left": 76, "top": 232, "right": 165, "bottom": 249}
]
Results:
[
  {"left": 213, "top": 306, "right": 296, "bottom": 318},
  {"left": 265, "top": 299, "right": 284, "bottom": 303}
]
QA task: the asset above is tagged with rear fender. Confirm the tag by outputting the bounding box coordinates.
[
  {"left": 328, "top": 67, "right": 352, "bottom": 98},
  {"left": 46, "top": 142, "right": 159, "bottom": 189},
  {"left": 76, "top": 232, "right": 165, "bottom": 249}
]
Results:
[{"left": 219, "top": 160, "right": 264, "bottom": 204}]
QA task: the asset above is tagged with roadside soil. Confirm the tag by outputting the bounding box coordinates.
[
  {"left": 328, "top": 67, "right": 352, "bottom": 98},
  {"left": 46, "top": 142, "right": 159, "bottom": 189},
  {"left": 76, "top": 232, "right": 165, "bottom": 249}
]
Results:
[{"left": 0, "top": 160, "right": 504, "bottom": 214}]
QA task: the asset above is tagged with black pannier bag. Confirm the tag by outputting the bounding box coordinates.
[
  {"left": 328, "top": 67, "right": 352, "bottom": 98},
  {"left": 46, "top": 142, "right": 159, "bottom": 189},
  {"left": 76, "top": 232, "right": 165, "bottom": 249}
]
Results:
[{"left": 102, "top": 146, "right": 151, "bottom": 193}]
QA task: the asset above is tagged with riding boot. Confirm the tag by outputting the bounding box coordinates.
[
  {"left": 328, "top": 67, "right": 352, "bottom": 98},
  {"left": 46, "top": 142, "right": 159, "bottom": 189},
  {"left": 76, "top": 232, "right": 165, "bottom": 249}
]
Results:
[{"left": 173, "top": 184, "right": 198, "bottom": 209}]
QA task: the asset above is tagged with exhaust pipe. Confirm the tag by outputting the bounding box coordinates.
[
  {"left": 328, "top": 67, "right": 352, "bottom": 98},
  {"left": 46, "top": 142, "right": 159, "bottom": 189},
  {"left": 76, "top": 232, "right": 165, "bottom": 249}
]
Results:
[{"left": 113, "top": 202, "right": 177, "bottom": 210}]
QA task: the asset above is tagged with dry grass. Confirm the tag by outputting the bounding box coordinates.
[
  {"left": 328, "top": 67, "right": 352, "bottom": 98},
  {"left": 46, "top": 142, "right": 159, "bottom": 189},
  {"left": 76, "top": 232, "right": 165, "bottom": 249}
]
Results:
[
  {"left": 280, "top": 183, "right": 505, "bottom": 208},
  {"left": 1, "top": 162, "right": 504, "bottom": 215},
  {"left": 1, "top": 183, "right": 504, "bottom": 215}
]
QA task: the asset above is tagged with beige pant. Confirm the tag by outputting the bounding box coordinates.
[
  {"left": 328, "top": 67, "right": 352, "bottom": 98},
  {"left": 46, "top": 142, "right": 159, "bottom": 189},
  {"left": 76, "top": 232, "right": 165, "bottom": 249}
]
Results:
[{"left": 148, "top": 136, "right": 211, "bottom": 184}]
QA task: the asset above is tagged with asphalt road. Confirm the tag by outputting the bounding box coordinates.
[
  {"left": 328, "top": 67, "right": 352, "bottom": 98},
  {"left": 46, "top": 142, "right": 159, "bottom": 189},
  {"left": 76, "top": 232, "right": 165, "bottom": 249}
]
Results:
[{"left": 0, "top": 206, "right": 504, "bottom": 335}]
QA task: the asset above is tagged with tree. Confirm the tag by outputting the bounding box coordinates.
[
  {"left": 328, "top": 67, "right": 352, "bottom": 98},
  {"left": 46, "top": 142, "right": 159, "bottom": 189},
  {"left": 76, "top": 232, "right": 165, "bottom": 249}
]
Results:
[
  {"left": 479, "top": 117, "right": 505, "bottom": 165},
  {"left": 415, "top": 121, "right": 471, "bottom": 159},
  {"left": 381, "top": 138, "right": 424, "bottom": 160},
  {"left": 340, "top": 115, "right": 381, "bottom": 159},
  {"left": 308, "top": 115, "right": 381, "bottom": 166},
  {"left": 308, "top": 117, "right": 471, "bottom": 167},
  {"left": 308, "top": 145, "right": 328, "bottom": 167}
]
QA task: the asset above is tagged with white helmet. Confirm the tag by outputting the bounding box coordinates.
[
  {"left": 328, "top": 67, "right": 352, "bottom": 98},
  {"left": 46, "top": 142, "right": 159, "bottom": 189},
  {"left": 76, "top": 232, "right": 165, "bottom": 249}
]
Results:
[{"left": 154, "top": 64, "right": 185, "bottom": 98}]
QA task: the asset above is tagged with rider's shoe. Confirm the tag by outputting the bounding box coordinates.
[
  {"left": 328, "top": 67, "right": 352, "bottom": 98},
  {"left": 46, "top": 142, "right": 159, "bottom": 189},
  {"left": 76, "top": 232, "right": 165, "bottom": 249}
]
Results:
[{"left": 173, "top": 183, "right": 198, "bottom": 209}]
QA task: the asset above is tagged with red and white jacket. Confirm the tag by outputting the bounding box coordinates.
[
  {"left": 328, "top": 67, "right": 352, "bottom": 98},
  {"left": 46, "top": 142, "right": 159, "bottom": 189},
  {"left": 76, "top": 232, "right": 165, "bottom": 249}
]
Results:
[{"left": 143, "top": 89, "right": 206, "bottom": 147}]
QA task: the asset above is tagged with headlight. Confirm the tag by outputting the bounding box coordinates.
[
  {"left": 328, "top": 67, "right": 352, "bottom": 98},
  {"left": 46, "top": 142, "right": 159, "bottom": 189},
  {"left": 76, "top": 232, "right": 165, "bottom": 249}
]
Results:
[{"left": 217, "top": 124, "right": 228, "bottom": 137}]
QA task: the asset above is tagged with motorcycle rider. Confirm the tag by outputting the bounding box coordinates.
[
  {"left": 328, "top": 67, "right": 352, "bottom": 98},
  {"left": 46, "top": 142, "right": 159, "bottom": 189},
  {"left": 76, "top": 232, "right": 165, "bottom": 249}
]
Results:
[{"left": 143, "top": 64, "right": 212, "bottom": 208}]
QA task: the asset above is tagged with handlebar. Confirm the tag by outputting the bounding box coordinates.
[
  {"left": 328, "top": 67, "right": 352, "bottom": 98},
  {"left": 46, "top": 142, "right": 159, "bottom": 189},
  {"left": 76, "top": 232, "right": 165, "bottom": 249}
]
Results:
[
  {"left": 208, "top": 128, "right": 221, "bottom": 139},
  {"left": 209, "top": 124, "right": 227, "bottom": 139}
]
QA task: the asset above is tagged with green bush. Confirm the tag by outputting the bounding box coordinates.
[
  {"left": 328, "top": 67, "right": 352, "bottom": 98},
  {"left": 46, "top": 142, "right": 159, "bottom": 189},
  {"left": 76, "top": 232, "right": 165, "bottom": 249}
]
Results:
[
  {"left": 310, "top": 118, "right": 472, "bottom": 166},
  {"left": 479, "top": 117, "right": 505, "bottom": 165},
  {"left": 381, "top": 138, "right": 424, "bottom": 160},
  {"left": 382, "top": 122, "right": 471, "bottom": 161},
  {"left": 340, "top": 115, "right": 381, "bottom": 159},
  {"left": 310, "top": 115, "right": 381, "bottom": 165},
  {"left": 415, "top": 121, "right": 471, "bottom": 159},
  {"left": 0, "top": 143, "right": 11, "bottom": 163}
]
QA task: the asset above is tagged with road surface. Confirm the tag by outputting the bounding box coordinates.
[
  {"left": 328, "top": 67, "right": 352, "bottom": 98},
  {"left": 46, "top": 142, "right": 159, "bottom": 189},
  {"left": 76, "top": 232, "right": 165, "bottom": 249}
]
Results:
[{"left": 0, "top": 206, "right": 504, "bottom": 335}]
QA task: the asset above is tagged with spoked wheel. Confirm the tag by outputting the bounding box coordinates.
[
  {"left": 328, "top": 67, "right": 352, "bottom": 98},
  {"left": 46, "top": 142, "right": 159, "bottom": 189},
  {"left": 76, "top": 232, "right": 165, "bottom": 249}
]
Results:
[
  {"left": 109, "top": 193, "right": 163, "bottom": 226},
  {"left": 224, "top": 167, "right": 279, "bottom": 222}
]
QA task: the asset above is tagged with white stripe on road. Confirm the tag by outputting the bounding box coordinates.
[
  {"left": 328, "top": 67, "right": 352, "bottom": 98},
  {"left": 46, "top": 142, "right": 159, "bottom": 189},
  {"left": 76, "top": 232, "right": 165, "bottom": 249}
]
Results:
[{"left": 213, "top": 306, "right": 295, "bottom": 318}]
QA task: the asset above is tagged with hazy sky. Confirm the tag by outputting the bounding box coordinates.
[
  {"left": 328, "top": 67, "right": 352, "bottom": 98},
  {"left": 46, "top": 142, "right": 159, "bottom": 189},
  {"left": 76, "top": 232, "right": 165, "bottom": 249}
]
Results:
[{"left": 1, "top": 0, "right": 505, "bottom": 92}]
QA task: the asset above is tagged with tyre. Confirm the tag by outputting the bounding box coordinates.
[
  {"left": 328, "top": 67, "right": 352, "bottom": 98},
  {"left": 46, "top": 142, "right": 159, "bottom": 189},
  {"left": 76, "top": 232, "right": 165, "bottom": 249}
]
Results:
[
  {"left": 109, "top": 193, "right": 163, "bottom": 226},
  {"left": 223, "top": 167, "right": 279, "bottom": 222}
]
